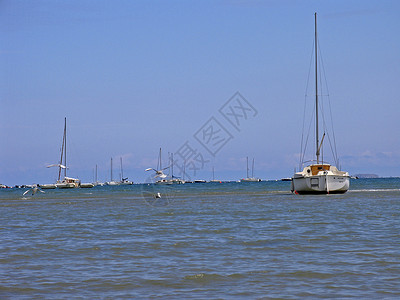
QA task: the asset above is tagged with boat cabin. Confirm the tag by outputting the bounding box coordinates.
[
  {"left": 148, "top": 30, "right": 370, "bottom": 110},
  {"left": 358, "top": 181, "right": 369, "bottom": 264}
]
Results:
[{"left": 307, "top": 164, "right": 331, "bottom": 176}]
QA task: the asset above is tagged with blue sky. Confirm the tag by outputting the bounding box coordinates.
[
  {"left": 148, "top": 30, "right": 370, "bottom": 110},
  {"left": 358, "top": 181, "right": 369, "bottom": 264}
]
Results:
[{"left": 1, "top": 0, "right": 399, "bottom": 185}]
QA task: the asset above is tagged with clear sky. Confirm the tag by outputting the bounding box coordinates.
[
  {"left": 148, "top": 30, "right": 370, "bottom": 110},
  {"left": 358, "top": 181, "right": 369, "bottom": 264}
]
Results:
[{"left": 1, "top": 0, "right": 399, "bottom": 185}]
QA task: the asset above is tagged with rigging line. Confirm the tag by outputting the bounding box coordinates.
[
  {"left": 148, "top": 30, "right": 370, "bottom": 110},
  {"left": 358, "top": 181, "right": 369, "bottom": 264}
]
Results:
[
  {"left": 317, "top": 40, "right": 340, "bottom": 166},
  {"left": 299, "top": 95, "right": 307, "bottom": 166},
  {"left": 318, "top": 39, "right": 339, "bottom": 163},
  {"left": 300, "top": 38, "right": 316, "bottom": 168},
  {"left": 301, "top": 102, "right": 315, "bottom": 167},
  {"left": 320, "top": 87, "right": 339, "bottom": 166},
  {"left": 304, "top": 38, "right": 315, "bottom": 97},
  {"left": 322, "top": 117, "right": 339, "bottom": 166}
]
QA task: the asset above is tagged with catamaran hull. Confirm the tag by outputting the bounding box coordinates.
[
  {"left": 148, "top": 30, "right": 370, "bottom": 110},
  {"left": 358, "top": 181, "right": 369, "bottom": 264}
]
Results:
[{"left": 292, "top": 175, "right": 349, "bottom": 194}]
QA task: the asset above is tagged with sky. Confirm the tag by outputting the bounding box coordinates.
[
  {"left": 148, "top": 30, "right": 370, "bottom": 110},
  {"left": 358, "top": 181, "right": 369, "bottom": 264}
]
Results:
[{"left": 1, "top": 0, "right": 399, "bottom": 185}]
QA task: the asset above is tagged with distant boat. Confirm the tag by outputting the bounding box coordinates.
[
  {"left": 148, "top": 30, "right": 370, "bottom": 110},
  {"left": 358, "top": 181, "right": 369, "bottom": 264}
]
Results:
[
  {"left": 240, "top": 157, "right": 261, "bottom": 182},
  {"left": 105, "top": 157, "right": 120, "bottom": 186},
  {"left": 45, "top": 118, "right": 80, "bottom": 188},
  {"left": 181, "top": 160, "right": 192, "bottom": 183},
  {"left": 80, "top": 163, "right": 96, "bottom": 188},
  {"left": 80, "top": 182, "right": 94, "bottom": 188},
  {"left": 281, "top": 178, "right": 292, "bottom": 181},
  {"left": 168, "top": 153, "right": 184, "bottom": 184},
  {"left": 40, "top": 183, "right": 57, "bottom": 189},
  {"left": 209, "top": 167, "right": 221, "bottom": 183},
  {"left": 119, "top": 157, "right": 133, "bottom": 185},
  {"left": 291, "top": 13, "right": 349, "bottom": 194}
]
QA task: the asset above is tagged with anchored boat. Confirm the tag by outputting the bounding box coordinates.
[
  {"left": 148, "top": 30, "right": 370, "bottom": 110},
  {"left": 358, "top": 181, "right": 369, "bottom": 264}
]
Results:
[{"left": 291, "top": 13, "right": 349, "bottom": 194}]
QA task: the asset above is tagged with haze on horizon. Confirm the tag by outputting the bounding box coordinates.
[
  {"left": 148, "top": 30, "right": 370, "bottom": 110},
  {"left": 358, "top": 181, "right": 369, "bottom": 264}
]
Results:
[{"left": 1, "top": 0, "right": 399, "bottom": 186}]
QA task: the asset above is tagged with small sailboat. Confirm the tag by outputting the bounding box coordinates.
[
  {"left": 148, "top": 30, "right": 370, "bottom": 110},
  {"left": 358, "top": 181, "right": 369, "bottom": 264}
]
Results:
[
  {"left": 105, "top": 157, "right": 120, "bottom": 186},
  {"left": 209, "top": 166, "right": 221, "bottom": 183},
  {"left": 120, "top": 157, "right": 133, "bottom": 185},
  {"left": 45, "top": 118, "right": 80, "bottom": 188},
  {"left": 81, "top": 165, "right": 96, "bottom": 188},
  {"left": 291, "top": 13, "right": 349, "bottom": 194},
  {"left": 92, "top": 164, "right": 104, "bottom": 186},
  {"left": 168, "top": 153, "right": 184, "bottom": 184},
  {"left": 240, "top": 157, "right": 261, "bottom": 182}
]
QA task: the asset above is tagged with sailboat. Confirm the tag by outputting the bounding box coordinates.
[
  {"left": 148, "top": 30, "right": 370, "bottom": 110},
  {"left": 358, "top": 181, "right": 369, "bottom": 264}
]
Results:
[
  {"left": 291, "top": 13, "right": 349, "bottom": 194},
  {"left": 52, "top": 117, "right": 80, "bottom": 188},
  {"left": 168, "top": 153, "right": 185, "bottom": 184},
  {"left": 81, "top": 165, "right": 96, "bottom": 188},
  {"left": 241, "top": 157, "right": 261, "bottom": 182},
  {"left": 145, "top": 148, "right": 171, "bottom": 184},
  {"left": 105, "top": 157, "right": 120, "bottom": 185},
  {"left": 209, "top": 166, "right": 221, "bottom": 183},
  {"left": 120, "top": 157, "right": 133, "bottom": 185}
]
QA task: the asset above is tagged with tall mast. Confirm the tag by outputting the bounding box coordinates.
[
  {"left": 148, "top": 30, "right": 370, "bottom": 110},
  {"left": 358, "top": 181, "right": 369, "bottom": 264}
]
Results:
[
  {"left": 183, "top": 160, "right": 186, "bottom": 181},
  {"left": 58, "top": 118, "right": 66, "bottom": 182},
  {"left": 246, "top": 156, "right": 249, "bottom": 178},
  {"left": 315, "top": 12, "right": 320, "bottom": 164},
  {"left": 252, "top": 158, "right": 254, "bottom": 178},
  {"left": 64, "top": 117, "right": 67, "bottom": 178},
  {"left": 171, "top": 153, "right": 174, "bottom": 178},
  {"left": 158, "top": 148, "right": 162, "bottom": 170},
  {"left": 120, "top": 157, "right": 123, "bottom": 181},
  {"left": 111, "top": 157, "right": 113, "bottom": 181}
]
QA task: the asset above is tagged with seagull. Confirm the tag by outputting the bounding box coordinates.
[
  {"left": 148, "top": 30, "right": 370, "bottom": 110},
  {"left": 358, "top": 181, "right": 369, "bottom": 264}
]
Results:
[
  {"left": 145, "top": 166, "right": 170, "bottom": 179},
  {"left": 47, "top": 164, "right": 68, "bottom": 169},
  {"left": 23, "top": 186, "right": 45, "bottom": 196},
  {"left": 154, "top": 192, "right": 161, "bottom": 199}
]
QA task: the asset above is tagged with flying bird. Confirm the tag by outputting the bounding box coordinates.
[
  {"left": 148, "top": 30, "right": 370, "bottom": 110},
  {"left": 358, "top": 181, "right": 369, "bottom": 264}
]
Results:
[
  {"left": 47, "top": 164, "right": 68, "bottom": 169},
  {"left": 145, "top": 167, "right": 170, "bottom": 179},
  {"left": 23, "top": 186, "right": 45, "bottom": 196}
]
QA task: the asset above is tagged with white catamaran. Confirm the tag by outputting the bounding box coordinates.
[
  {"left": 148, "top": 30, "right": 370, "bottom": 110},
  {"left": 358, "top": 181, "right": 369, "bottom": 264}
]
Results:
[{"left": 291, "top": 13, "right": 349, "bottom": 194}]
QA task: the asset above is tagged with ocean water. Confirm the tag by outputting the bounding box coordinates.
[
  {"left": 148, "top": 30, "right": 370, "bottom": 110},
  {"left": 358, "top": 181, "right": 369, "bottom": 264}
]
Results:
[{"left": 1, "top": 178, "right": 399, "bottom": 299}]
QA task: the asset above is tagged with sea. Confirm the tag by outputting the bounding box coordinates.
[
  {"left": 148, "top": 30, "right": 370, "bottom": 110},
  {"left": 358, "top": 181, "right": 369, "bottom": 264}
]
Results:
[{"left": 1, "top": 178, "right": 399, "bottom": 299}]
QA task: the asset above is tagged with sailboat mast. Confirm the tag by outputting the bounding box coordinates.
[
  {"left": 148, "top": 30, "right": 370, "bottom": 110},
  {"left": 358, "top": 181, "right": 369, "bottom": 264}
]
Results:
[
  {"left": 252, "top": 158, "right": 254, "bottom": 178},
  {"left": 315, "top": 12, "right": 320, "bottom": 164},
  {"left": 58, "top": 119, "right": 66, "bottom": 181},
  {"left": 171, "top": 153, "right": 174, "bottom": 178},
  {"left": 64, "top": 117, "right": 67, "bottom": 178},
  {"left": 246, "top": 156, "right": 249, "bottom": 178},
  {"left": 120, "top": 157, "right": 123, "bottom": 181},
  {"left": 158, "top": 148, "right": 162, "bottom": 170},
  {"left": 111, "top": 157, "right": 113, "bottom": 181},
  {"left": 183, "top": 160, "right": 186, "bottom": 181}
]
